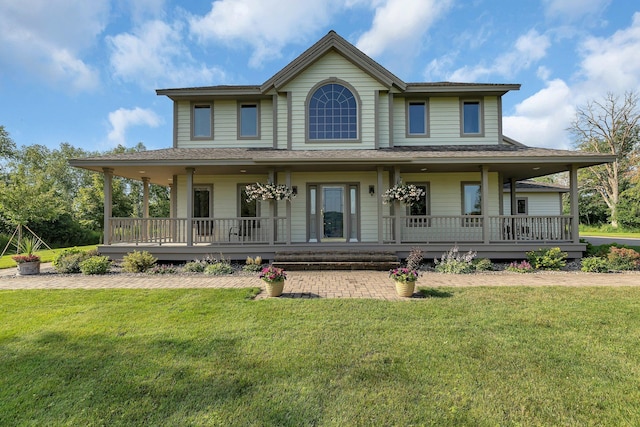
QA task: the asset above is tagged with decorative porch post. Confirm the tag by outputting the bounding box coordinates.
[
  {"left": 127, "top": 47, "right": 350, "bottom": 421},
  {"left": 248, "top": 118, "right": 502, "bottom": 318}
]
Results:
[
  {"left": 268, "top": 170, "right": 276, "bottom": 245},
  {"left": 570, "top": 164, "right": 579, "bottom": 243},
  {"left": 393, "top": 167, "right": 401, "bottom": 244},
  {"left": 377, "top": 166, "right": 384, "bottom": 244},
  {"left": 142, "top": 176, "right": 150, "bottom": 242},
  {"left": 186, "top": 167, "right": 194, "bottom": 247},
  {"left": 102, "top": 168, "right": 113, "bottom": 245},
  {"left": 285, "top": 169, "right": 292, "bottom": 244},
  {"left": 509, "top": 178, "right": 517, "bottom": 216},
  {"left": 170, "top": 175, "right": 177, "bottom": 242},
  {"left": 481, "top": 165, "right": 490, "bottom": 244}
]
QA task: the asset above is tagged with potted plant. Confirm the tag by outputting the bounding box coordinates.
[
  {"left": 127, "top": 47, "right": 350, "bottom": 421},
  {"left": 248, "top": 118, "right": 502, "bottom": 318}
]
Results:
[
  {"left": 259, "top": 265, "right": 287, "bottom": 297},
  {"left": 12, "top": 236, "right": 42, "bottom": 275},
  {"left": 389, "top": 267, "right": 419, "bottom": 297}
]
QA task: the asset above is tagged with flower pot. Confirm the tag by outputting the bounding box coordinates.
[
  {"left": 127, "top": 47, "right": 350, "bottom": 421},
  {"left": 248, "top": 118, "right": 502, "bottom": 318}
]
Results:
[
  {"left": 395, "top": 280, "right": 415, "bottom": 297},
  {"left": 264, "top": 279, "right": 285, "bottom": 297},
  {"left": 17, "top": 261, "right": 40, "bottom": 276}
]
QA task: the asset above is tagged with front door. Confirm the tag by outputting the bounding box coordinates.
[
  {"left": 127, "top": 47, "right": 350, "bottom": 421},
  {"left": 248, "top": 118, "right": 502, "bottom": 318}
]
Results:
[
  {"left": 322, "top": 186, "right": 345, "bottom": 241},
  {"left": 308, "top": 184, "right": 359, "bottom": 243}
]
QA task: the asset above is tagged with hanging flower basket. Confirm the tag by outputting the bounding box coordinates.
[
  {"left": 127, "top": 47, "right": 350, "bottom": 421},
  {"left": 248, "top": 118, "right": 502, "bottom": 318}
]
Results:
[
  {"left": 245, "top": 183, "right": 295, "bottom": 202},
  {"left": 382, "top": 183, "right": 425, "bottom": 206}
]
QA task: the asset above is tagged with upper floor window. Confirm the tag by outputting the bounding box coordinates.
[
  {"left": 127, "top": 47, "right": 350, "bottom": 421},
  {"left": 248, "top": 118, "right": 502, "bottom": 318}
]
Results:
[
  {"left": 308, "top": 83, "right": 357, "bottom": 140},
  {"left": 193, "top": 104, "right": 212, "bottom": 139},
  {"left": 461, "top": 100, "right": 483, "bottom": 136},
  {"left": 239, "top": 103, "right": 259, "bottom": 138},
  {"left": 407, "top": 101, "right": 428, "bottom": 136}
]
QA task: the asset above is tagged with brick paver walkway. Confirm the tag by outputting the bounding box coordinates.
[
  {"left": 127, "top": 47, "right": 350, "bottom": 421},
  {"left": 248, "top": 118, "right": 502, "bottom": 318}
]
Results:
[{"left": 1, "top": 264, "right": 639, "bottom": 299}]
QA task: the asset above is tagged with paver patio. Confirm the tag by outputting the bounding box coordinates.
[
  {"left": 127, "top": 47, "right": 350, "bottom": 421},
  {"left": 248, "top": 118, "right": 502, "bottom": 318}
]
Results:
[{"left": 1, "top": 264, "right": 639, "bottom": 299}]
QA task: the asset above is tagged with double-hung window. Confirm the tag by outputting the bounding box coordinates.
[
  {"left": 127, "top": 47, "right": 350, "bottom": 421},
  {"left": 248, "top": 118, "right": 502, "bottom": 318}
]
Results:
[
  {"left": 192, "top": 104, "right": 212, "bottom": 139},
  {"left": 406, "top": 183, "right": 430, "bottom": 227},
  {"left": 407, "top": 101, "right": 428, "bottom": 136},
  {"left": 462, "top": 182, "right": 482, "bottom": 226},
  {"left": 239, "top": 103, "right": 259, "bottom": 138},
  {"left": 461, "top": 100, "right": 483, "bottom": 136}
]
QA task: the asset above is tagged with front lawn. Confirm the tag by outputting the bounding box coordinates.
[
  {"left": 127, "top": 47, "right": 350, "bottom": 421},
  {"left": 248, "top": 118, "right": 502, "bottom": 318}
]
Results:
[
  {"left": 0, "top": 245, "right": 98, "bottom": 269},
  {"left": 1, "top": 287, "right": 639, "bottom": 426}
]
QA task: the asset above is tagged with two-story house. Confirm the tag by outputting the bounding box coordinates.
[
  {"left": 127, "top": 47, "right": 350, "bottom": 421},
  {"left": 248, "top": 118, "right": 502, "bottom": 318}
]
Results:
[{"left": 71, "top": 31, "right": 614, "bottom": 262}]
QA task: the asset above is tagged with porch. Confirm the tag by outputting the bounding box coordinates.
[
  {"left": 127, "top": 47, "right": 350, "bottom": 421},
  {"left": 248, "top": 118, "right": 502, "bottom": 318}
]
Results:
[{"left": 98, "top": 214, "right": 584, "bottom": 261}]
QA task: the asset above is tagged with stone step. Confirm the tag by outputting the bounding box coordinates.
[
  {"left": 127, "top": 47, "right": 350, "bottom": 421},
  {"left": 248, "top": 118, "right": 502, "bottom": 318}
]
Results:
[{"left": 272, "top": 261, "right": 400, "bottom": 271}]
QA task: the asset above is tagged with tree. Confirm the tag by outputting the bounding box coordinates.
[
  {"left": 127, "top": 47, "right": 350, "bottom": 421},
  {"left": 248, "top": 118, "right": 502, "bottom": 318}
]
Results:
[{"left": 570, "top": 92, "right": 640, "bottom": 227}]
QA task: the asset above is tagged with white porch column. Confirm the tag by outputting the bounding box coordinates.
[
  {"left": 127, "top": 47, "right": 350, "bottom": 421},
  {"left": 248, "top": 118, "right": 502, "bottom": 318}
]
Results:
[
  {"left": 142, "top": 176, "right": 150, "bottom": 242},
  {"left": 285, "top": 169, "right": 292, "bottom": 244},
  {"left": 142, "top": 177, "right": 150, "bottom": 218},
  {"left": 377, "top": 166, "right": 384, "bottom": 244},
  {"left": 393, "top": 167, "right": 401, "bottom": 244},
  {"left": 268, "top": 169, "right": 276, "bottom": 245},
  {"left": 570, "top": 164, "right": 579, "bottom": 243},
  {"left": 102, "top": 168, "right": 113, "bottom": 245},
  {"left": 481, "top": 165, "right": 490, "bottom": 244},
  {"left": 170, "top": 175, "right": 177, "bottom": 242},
  {"left": 186, "top": 167, "right": 194, "bottom": 247}
]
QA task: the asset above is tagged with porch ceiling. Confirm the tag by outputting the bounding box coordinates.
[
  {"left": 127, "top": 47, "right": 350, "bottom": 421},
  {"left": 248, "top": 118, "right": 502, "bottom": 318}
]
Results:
[{"left": 70, "top": 145, "right": 615, "bottom": 186}]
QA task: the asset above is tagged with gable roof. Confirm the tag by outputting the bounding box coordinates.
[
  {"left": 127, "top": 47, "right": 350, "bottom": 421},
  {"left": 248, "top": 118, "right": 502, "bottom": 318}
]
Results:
[{"left": 260, "top": 31, "right": 407, "bottom": 92}]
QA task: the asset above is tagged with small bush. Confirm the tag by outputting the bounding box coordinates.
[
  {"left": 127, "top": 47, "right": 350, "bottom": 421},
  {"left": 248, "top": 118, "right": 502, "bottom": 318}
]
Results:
[
  {"left": 434, "top": 246, "right": 476, "bottom": 274},
  {"left": 473, "top": 258, "right": 493, "bottom": 272},
  {"left": 204, "top": 262, "right": 233, "bottom": 275},
  {"left": 242, "top": 263, "right": 263, "bottom": 273},
  {"left": 122, "top": 250, "right": 157, "bottom": 273},
  {"left": 53, "top": 248, "right": 98, "bottom": 274},
  {"left": 607, "top": 247, "right": 640, "bottom": 271},
  {"left": 79, "top": 256, "right": 111, "bottom": 275},
  {"left": 506, "top": 260, "right": 534, "bottom": 273},
  {"left": 580, "top": 256, "right": 609, "bottom": 273},
  {"left": 183, "top": 261, "right": 206, "bottom": 273},
  {"left": 148, "top": 264, "right": 178, "bottom": 274},
  {"left": 526, "top": 247, "right": 567, "bottom": 270}
]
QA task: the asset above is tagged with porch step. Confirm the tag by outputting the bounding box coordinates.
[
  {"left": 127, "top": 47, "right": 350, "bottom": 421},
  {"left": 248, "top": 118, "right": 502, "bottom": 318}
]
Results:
[{"left": 272, "top": 251, "right": 400, "bottom": 271}]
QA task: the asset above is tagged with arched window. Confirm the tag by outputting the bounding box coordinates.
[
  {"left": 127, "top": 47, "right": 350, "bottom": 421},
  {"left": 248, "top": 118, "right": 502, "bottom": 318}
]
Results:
[{"left": 308, "top": 83, "right": 357, "bottom": 140}]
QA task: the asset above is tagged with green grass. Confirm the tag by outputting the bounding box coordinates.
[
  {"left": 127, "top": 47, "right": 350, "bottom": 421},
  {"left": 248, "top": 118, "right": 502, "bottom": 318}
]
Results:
[
  {"left": 580, "top": 224, "right": 640, "bottom": 238},
  {"left": 0, "top": 245, "right": 98, "bottom": 269},
  {"left": 2, "top": 287, "right": 640, "bottom": 426}
]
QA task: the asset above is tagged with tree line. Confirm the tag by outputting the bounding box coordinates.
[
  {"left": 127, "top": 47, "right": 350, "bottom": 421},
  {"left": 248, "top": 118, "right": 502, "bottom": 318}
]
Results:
[
  {"left": 0, "top": 91, "right": 638, "bottom": 249},
  {"left": 0, "top": 127, "right": 168, "bottom": 249}
]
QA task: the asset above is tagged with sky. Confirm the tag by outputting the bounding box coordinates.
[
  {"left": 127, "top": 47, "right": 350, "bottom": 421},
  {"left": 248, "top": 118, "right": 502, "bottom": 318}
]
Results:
[{"left": 0, "top": 0, "right": 639, "bottom": 152}]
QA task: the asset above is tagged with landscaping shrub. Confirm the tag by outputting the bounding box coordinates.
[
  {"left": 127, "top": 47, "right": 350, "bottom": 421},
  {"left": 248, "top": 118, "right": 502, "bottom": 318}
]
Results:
[
  {"left": 580, "top": 256, "right": 609, "bottom": 273},
  {"left": 183, "top": 261, "right": 206, "bottom": 273},
  {"left": 434, "top": 246, "right": 476, "bottom": 274},
  {"left": 53, "top": 248, "right": 98, "bottom": 273},
  {"left": 204, "top": 262, "right": 233, "bottom": 275},
  {"left": 122, "top": 250, "right": 157, "bottom": 273},
  {"left": 79, "top": 256, "right": 111, "bottom": 275},
  {"left": 506, "top": 260, "right": 534, "bottom": 273},
  {"left": 242, "top": 256, "right": 263, "bottom": 273},
  {"left": 473, "top": 258, "right": 493, "bottom": 272},
  {"left": 526, "top": 247, "right": 567, "bottom": 270},
  {"left": 148, "top": 264, "right": 178, "bottom": 274},
  {"left": 607, "top": 247, "right": 640, "bottom": 271}
]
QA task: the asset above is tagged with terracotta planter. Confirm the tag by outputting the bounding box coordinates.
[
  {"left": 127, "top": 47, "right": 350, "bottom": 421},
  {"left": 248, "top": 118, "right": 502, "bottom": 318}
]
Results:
[
  {"left": 17, "top": 261, "right": 41, "bottom": 276},
  {"left": 264, "top": 279, "right": 285, "bottom": 297},
  {"left": 395, "top": 280, "right": 415, "bottom": 297}
]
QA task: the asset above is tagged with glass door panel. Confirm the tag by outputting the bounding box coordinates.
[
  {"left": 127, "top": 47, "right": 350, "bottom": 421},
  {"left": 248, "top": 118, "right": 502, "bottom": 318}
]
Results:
[{"left": 322, "top": 186, "right": 344, "bottom": 241}]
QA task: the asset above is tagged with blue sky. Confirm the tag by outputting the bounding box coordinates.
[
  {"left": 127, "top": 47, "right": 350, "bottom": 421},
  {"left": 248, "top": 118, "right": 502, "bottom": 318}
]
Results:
[{"left": 0, "top": 0, "right": 638, "bottom": 152}]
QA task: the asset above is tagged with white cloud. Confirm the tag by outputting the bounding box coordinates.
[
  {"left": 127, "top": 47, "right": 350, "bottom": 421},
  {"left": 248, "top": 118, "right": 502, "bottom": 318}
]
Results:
[
  {"left": 0, "top": 0, "right": 107, "bottom": 91},
  {"left": 108, "top": 107, "right": 162, "bottom": 145},
  {"left": 189, "top": 0, "right": 339, "bottom": 68},
  {"left": 355, "top": 0, "right": 453, "bottom": 57},
  {"left": 448, "top": 29, "right": 550, "bottom": 82},
  {"left": 542, "top": 0, "right": 610, "bottom": 21},
  {"left": 107, "top": 20, "right": 226, "bottom": 89},
  {"left": 576, "top": 12, "right": 640, "bottom": 96},
  {"left": 503, "top": 79, "right": 575, "bottom": 149}
]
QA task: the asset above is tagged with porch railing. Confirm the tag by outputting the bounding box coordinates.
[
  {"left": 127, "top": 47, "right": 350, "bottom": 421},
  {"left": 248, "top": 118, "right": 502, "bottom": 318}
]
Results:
[
  {"left": 383, "top": 215, "right": 573, "bottom": 243},
  {"left": 109, "top": 217, "right": 288, "bottom": 245}
]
